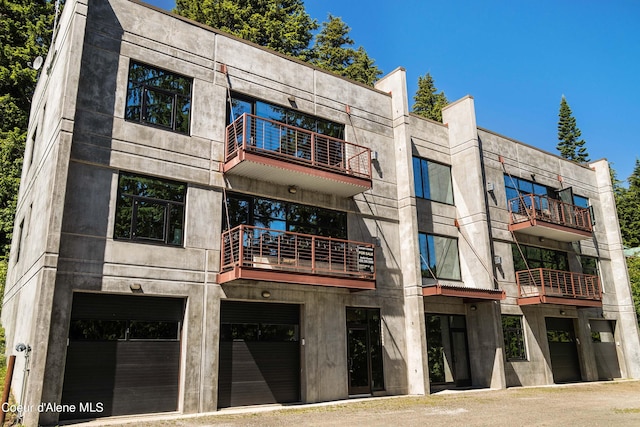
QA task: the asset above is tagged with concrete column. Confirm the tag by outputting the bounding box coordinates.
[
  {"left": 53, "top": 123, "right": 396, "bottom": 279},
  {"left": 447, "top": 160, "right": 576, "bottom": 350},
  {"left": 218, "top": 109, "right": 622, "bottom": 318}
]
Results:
[
  {"left": 375, "top": 68, "right": 428, "bottom": 394},
  {"left": 591, "top": 159, "right": 640, "bottom": 378}
]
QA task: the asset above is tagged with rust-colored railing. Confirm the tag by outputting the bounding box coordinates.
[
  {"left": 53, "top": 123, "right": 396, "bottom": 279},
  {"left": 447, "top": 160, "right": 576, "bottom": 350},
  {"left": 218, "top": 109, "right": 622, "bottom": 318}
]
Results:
[
  {"left": 221, "top": 225, "right": 375, "bottom": 280},
  {"left": 508, "top": 194, "right": 592, "bottom": 232},
  {"left": 516, "top": 268, "right": 601, "bottom": 301},
  {"left": 225, "top": 113, "right": 372, "bottom": 179}
]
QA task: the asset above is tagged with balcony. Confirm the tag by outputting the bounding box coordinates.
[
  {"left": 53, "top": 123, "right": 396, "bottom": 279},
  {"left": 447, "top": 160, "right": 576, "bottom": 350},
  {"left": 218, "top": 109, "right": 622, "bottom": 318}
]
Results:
[
  {"left": 508, "top": 194, "right": 593, "bottom": 242},
  {"left": 516, "top": 268, "right": 602, "bottom": 307},
  {"left": 223, "top": 114, "right": 372, "bottom": 197},
  {"left": 218, "top": 225, "right": 376, "bottom": 290}
]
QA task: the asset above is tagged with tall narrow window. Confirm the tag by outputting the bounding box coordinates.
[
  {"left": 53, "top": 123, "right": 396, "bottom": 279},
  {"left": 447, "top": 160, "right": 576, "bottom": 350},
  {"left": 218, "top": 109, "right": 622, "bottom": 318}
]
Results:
[
  {"left": 125, "top": 61, "right": 192, "bottom": 134},
  {"left": 114, "top": 173, "right": 186, "bottom": 246},
  {"left": 413, "top": 157, "right": 454, "bottom": 204},
  {"left": 502, "top": 315, "right": 527, "bottom": 361},
  {"left": 418, "top": 233, "right": 461, "bottom": 280}
]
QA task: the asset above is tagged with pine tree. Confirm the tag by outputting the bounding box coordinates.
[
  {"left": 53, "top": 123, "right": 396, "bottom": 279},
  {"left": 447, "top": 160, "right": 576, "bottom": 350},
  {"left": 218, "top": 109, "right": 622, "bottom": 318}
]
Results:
[
  {"left": 616, "top": 159, "right": 640, "bottom": 248},
  {"left": 0, "top": 0, "right": 55, "bottom": 259},
  {"left": 557, "top": 95, "right": 590, "bottom": 162},
  {"left": 411, "top": 73, "right": 448, "bottom": 122},
  {"left": 309, "top": 15, "right": 382, "bottom": 86},
  {"left": 174, "top": 0, "right": 317, "bottom": 58}
]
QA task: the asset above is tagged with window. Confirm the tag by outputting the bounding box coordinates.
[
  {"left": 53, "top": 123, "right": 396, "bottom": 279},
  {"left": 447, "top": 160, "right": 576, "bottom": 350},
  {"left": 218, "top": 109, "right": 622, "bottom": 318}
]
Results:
[
  {"left": 224, "top": 193, "right": 347, "bottom": 239},
  {"left": 413, "top": 157, "right": 454, "bottom": 204},
  {"left": 573, "top": 195, "right": 589, "bottom": 208},
  {"left": 419, "top": 233, "right": 461, "bottom": 280},
  {"left": 228, "top": 94, "right": 345, "bottom": 139},
  {"left": 511, "top": 244, "right": 568, "bottom": 272},
  {"left": 579, "top": 256, "right": 599, "bottom": 276},
  {"left": 114, "top": 173, "right": 186, "bottom": 246},
  {"left": 502, "top": 315, "right": 527, "bottom": 361},
  {"left": 125, "top": 61, "right": 192, "bottom": 134},
  {"left": 504, "top": 174, "right": 553, "bottom": 212}
]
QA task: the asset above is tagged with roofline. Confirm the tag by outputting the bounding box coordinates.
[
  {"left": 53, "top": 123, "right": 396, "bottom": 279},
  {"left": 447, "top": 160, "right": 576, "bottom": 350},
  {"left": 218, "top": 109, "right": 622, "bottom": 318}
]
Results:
[{"left": 129, "top": 0, "right": 392, "bottom": 97}]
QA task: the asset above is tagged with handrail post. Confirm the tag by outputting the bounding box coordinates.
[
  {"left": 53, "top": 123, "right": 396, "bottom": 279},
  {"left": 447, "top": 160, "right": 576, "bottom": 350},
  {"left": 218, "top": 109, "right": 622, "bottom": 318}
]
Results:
[
  {"left": 311, "top": 236, "right": 316, "bottom": 273},
  {"left": 539, "top": 268, "right": 545, "bottom": 297}
]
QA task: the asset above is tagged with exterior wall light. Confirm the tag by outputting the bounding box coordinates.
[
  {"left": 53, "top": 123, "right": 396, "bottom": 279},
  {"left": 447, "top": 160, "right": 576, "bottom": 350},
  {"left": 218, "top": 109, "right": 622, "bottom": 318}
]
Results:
[
  {"left": 470, "top": 305, "right": 477, "bottom": 311},
  {"left": 288, "top": 185, "right": 298, "bottom": 194},
  {"left": 261, "top": 290, "right": 271, "bottom": 299},
  {"left": 130, "top": 283, "right": 142, "bottom": 291}
]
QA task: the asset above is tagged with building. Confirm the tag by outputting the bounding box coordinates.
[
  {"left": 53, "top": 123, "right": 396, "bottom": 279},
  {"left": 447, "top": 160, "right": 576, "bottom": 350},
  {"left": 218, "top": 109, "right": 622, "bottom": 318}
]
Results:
[{"left": 2, "top": 0, "right": 639, "bottom": 424}]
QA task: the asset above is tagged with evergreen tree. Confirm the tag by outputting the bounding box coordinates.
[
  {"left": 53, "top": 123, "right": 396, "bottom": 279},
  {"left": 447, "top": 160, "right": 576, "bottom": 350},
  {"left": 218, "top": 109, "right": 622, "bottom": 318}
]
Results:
[
  {"left": 557, "top": 95, "right": 590, "bottom": 162},
  {"left": 174, "top": 0, "right": 317, "bottom": 58},
  {"left": 617, "top": 159, "right": 640, "bottom": 248},
  {"left": 308, "top": 15, "right": 381, "bottom": 86},
  {"left": 0, "top": 0, "right": 55, "bottom": 259},
  {"left": 627, "top": 256, "right": 640, "bottom": 327},
  {"left": 411, "top": 73, "right": 448, "bottom": 122}
]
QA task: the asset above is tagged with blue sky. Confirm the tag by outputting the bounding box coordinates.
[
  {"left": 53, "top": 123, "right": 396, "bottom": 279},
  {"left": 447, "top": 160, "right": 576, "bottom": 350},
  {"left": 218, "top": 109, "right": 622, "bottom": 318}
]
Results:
[{"left": 145, "top": 0, "right": 640, "bottom": 184}]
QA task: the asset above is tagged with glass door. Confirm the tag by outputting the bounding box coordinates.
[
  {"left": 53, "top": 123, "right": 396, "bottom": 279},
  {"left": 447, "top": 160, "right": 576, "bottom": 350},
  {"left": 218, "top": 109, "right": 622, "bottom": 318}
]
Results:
[{"left": 346, "top": 308, "right": 384, "bottom": 395}]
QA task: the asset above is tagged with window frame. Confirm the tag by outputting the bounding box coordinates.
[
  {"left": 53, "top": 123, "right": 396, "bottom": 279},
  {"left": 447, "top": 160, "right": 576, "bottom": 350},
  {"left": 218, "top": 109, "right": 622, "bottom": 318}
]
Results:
[
  {"left": 114, "top": 172, "right": 187, "bottom": 247},
  {"left": 511, "top": 244, "right": 569, "bottom": 272},
  {"left": 125, "top": 61, "right": 192, "bottom": 134},
  {"left": 418, "top": 232, "right": 462, "bottom": 281},
  {"left": 413, "top": 157, "right": 454, "bottom": 205},
  {"left": 502, "top": 315, "right": 527, "bottom": 361},
  {"left": 224, "top": 192, "right": 347, "bottom": 239}
]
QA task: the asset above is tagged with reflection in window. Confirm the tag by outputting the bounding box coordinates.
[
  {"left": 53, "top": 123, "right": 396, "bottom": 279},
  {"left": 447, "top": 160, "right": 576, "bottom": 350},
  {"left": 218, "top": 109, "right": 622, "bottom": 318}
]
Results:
[
  {"left": 419, "top": 233, "right": 461, "bottom": 280},
  {"left": 224, "top": 193, "right": 346, "bottom": 239},
  {"left": 502, "top": 315, "right": 527, "bottom": 361},
  {"left": 115, "top": 173, "right": 186, "bottom": 246},
  {"left": 220, "top": 323, "right": 299, "bottom": 342},
  {"left": 125, "top": 61, "right": 192, "bottom": 134},
  {"left": 413, "top": 157, "right": 454, "bottom": 204},
  {"left": 511, "top": 244, "right": 568, "bottom": 272}
]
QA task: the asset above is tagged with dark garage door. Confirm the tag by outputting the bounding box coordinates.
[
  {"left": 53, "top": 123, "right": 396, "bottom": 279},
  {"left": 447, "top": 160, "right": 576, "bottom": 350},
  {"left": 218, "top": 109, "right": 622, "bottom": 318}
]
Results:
[
  {"left": 60, "top": 293, "right": 184, "bottom": 420},
  {"left": 218, "top": 301, "right": 300, "bottom": 408},
  {"left": 546, "top": 317, "right": 581, "bottom": 383}
]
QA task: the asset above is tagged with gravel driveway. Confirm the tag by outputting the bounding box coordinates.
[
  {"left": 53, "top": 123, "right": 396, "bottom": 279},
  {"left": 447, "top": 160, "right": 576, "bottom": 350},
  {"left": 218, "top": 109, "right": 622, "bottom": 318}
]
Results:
[{"left": 69, "top": 380, "right": 640, "bottom": 427}]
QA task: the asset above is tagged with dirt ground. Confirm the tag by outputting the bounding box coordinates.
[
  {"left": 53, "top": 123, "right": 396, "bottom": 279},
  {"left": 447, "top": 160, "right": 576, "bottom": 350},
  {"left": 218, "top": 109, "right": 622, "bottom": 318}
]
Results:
[{"left": 73, "top": 380, "right": 640, "bottom": 427}]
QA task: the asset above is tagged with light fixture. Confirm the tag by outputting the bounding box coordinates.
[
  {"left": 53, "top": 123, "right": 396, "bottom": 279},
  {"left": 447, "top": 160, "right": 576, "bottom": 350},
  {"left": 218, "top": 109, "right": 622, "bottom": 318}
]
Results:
[
  {"left": 560, "top": 309, "right": 566, "bottom": 316},
  {"left": 261, "top": 290, "right": 271, "bottom": 299},
  {"left": 470, "top": 305, "right": 477, "bottom": 311},
  {"left": 288, "top": 95, "right": 296, "bottom": 103},
  {"left": 130, "top": 283, "right": 142, "bottom": 291},
  {"left": 288, "top": 185, "right": 297, "bottom": 194}
]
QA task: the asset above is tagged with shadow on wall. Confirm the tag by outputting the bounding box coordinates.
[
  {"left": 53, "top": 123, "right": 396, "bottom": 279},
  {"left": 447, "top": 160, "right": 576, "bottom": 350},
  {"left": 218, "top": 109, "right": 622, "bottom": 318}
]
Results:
[{"left": 39, "top": 0, "right": 124, "bottom": 424}]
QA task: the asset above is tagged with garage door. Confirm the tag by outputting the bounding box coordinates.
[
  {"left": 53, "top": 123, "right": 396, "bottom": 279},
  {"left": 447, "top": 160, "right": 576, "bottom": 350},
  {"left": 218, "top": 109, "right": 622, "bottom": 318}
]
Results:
[
  {"left": 60, "top": 293, "right": 184, "bottom": 420},
  {"left": 546, "top": 317, "right": 581, "bottom": 383},
  {"left": 218, "top": 301, "right": 300, "bottom": 408}
]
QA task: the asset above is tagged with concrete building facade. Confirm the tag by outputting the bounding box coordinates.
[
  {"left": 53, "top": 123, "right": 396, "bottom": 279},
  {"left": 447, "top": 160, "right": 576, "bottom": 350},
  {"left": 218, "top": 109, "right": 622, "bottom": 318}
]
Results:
[{"left": 2, "top": 0, "right": 639, "bottom": 425}]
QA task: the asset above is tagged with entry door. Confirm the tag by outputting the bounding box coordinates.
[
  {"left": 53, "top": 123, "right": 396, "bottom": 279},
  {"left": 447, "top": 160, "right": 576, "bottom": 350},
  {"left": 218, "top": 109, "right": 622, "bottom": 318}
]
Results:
[
  {"left": 346, "top": 307, "right": 384, "bottom": 395},
  {"left": 546, "top": 317, "right": 581, "bottom": 383},
  {"left": 347, "top": 326, "right": 370, "bottom": 395},
  {"left": 426, "top": 314, "right": 471, "bottom": 387}
]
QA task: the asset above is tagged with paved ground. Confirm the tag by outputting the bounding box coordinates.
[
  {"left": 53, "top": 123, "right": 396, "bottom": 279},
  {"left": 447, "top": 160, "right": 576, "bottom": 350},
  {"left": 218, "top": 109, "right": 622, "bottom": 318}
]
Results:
[{"left": 70, "top": 380, "right": 640, "bottom": 427}]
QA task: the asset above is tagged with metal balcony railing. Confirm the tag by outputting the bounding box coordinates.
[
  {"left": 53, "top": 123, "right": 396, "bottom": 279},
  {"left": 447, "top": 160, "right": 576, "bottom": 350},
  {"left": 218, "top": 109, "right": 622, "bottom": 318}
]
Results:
[
  {"left": 225, "top": 113, "right": 372, "bottom": 179},
  {"left": 508, "top": 194, "right": 592, "bottom": 233},
  {"left": 516, "top": 268, "right": 601, "bottom": 301},
  {"left": 221, "top": 225, "right": 375, "bottom": 280}
]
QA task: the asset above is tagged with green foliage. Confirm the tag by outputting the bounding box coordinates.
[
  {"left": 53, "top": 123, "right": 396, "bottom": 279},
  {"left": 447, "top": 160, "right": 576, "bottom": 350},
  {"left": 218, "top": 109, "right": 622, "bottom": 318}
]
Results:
[
  {"left": 556, "top": 95, "right": 590, "bottom": 163},
  {"left": 616, "top": 159, "right": 640, "bottom": 248},
  {"left": 174, "top": 0, "right": 317, "bottom": 58},
  {"left": 308, "top": 15, "right": 382, "bottom": 86},
  {"left": 627, "top": 256, "right": 640, "bottom": 327},
  {"left": 411, "top": 73, "right": 448, "bottom": 122},
  {"left": 0, "top": 0, "right": 55, "bottom": 260}
]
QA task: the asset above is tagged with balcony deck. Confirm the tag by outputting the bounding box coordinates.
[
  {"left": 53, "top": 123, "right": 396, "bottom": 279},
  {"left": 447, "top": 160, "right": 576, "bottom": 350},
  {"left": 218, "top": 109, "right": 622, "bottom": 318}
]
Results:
[
  {"left": 516, "top": 268, "right": 602, "bottom": 307},
  {"left": 508, "top": 194, "right": 593, "bottom": 242},
  {"left": 219, "top": 225, "right": 376, "bottom": 290},
  {"left": 223, "top": 114, "right": 372, "bottom": 197}
]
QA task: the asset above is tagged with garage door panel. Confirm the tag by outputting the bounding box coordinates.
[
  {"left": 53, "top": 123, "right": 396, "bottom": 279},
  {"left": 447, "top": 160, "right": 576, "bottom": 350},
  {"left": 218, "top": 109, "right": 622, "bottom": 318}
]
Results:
[
  {"left": 61, "top": 294, "right": 183, "bottom": 420},
  {"left": 218, "top": 301, "right": 300, "bottom": 409}
]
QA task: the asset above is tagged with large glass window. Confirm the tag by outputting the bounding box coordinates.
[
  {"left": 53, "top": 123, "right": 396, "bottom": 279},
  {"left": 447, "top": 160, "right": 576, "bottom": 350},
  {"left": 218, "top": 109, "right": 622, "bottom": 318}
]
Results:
[
  {"left": 579, "top": 256, "right": 599, "bottom": 276},
  {"left": 413, "top": 157, "right": 454, "bottom": 204},
  {"left": 115, "top": 173, "right": 186, "bottom": 246},
  {"left": 511, "top": 244, "right": 568, "bottom": 272},
  {"left": 502, "top": 315, "right": 527, "bottom": 361},
  {"left": 225, "top": 193, "right": 347, "bottom": 239},
  {"left": 419, "top": 233, "right": 461, "bottom": 280},
  {"left": 125, "top": 61, "right": 192, "bottom": 134},
  {"left": 228, "top": 94, "right": 345, "bottom": 139}
]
